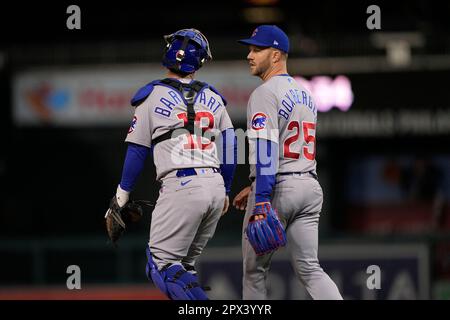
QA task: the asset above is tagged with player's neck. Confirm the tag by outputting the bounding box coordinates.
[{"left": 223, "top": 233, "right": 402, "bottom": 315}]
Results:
[
  {"left": 166, "top": 70, "right": 195, "bottom": 80},
  {"left": 260, "top": 64, "right": 288, "bottom": 82}
]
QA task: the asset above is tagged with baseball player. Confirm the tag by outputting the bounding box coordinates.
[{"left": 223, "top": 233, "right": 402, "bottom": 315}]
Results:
[
  {"left": 233, "top": 25, "right": 343, "bottom": 300},
  {"left": 105, "top": 28, "right": 237, "bottom": 300}
]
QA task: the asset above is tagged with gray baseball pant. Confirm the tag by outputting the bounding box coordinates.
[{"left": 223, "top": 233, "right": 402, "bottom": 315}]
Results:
[{"left": 242, "top": 174, "right": 343, "bottom": 300}]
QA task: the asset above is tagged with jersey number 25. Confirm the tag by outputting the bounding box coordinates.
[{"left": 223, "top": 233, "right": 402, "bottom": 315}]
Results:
[{"left": 283, "top": 121, "right": 316, "bottom": 160}]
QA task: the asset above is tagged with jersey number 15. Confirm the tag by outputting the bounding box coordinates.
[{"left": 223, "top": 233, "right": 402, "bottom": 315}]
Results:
[{"left": 283, "top": 121, "right": 316, "bottom": 160}]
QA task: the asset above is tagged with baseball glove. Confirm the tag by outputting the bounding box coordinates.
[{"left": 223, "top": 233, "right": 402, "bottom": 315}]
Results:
[
  {"left": 105, "top": 197, "right": 152, "bottom": 247},
  {"left": 245, "top": 202, "right": 287, "bottom": 256}
]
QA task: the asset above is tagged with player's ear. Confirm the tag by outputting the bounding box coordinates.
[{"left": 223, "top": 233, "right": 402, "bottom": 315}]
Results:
[{"left": 272, "top": 49, "right": 282, "bottom": 63}]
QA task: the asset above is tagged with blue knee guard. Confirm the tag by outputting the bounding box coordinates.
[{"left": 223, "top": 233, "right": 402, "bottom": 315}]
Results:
[{"left": 145, "top": 246, "right": 208, "bottom": 300}]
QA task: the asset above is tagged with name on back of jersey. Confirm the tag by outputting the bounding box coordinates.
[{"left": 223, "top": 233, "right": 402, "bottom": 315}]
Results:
[
  {"left": 154, "top": 89, "right": 224, "bottom": 118},
  {"left": 278, "top": 88, "right": 317, "bottom": 120}
]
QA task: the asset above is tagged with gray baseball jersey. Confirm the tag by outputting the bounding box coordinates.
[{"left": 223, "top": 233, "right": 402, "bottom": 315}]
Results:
[
  {"left": 243, "top": 74, "right": 342, "bottom": 300},
  {"left": 247, "top": 74, "right": 317, "bottom": 178},
  {"left": 125, "top": 79, "right": 233, "bottom": 179}
]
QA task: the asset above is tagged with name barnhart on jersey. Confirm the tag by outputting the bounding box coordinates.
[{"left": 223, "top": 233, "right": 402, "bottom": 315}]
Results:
[
  {"left": 154, "top": 89, "right": 224, "bottom": 118},
  {"left": 279, "top": 89, "right": 317, "bottom": 120}
]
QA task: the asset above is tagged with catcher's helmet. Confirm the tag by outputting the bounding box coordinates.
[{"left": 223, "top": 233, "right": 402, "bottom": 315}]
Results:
[{"left": 162, "top": 28, "right": 212, "bottom": 74}]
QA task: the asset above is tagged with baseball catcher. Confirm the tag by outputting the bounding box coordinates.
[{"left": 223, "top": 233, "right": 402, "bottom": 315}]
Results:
[{"left": 106, "top": 27, "right": 236, "bottom": 300}]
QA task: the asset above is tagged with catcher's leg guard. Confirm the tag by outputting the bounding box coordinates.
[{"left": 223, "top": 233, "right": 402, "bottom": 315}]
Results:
[
  {"left": 145, "top": 246, "right": 208, "bottom": 300},
  {"left": 164, "top": 264, "right": 209, "bottom": 300},
  {"left": 145, "top": 246, "right": 169, "bottom": 297}
]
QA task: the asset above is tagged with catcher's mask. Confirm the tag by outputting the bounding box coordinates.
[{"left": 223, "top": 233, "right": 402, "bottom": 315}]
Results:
[{"left": 162, "top": 28, "right": 212, "bottom": 74}]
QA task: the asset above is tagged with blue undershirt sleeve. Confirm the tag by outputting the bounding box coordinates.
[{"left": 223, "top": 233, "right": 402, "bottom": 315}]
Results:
[
  {"left": 119, "top": 142, "right": 152, "bottom": 192},
  {"left": 219, "top": 129, "right": 237, "bottom": 195},
  {"left": 255, "top": 139, "right": 278, "bottom": 203}
]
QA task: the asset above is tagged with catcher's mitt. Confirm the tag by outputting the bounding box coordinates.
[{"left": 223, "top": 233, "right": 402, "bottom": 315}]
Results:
[
  {"left": 105, "top": 197, "right": 152, "bottom": 247},
  {"left": 245, "top": 202, "right": 287, "bottom": 256}
]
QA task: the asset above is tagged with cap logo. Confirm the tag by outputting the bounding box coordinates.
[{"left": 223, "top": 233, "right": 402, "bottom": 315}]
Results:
[
  {"left": 273, "top": 40, "right": 279, "bottom": 45},
  {"left": 252, "top": 28, "right": 258, "bottom": 37}
]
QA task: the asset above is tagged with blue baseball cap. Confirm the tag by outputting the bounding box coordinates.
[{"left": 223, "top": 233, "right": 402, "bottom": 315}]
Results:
[{"left": 238, "top": 25, "right": 290, "bottom": 53}]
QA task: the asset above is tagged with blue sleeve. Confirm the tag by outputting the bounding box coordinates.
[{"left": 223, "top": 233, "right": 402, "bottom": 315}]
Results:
[
  {"left": 219, "top": 129, "right": 237, "bottom": 195},
  {"left": 119, "top": 143, "right": 152, "bottom": 192},
  {"left": 255, "top": 139, "right": 278, "bottom": 203}
]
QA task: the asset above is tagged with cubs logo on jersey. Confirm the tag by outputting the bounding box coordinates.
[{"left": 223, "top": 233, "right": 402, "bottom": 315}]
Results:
[
  {"left": 128, "top": 116, "right": 137, "bottom": 133},
  {"left": 251, "top": 112, "right": 267, "bottom": 130}
]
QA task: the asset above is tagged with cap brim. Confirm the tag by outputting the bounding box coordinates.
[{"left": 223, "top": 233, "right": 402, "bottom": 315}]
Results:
[{"left": 237, "top": 38, "right": 270, "bottom": 48}]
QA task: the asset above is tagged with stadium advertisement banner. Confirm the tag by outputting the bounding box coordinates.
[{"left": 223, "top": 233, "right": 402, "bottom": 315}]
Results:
[
  {"left": 198, "top": 244, "right": 430, "bottom": 300},
  {"left": 12, "top": 63, "right": 259, "bottom": 126},
  {"left": 13, "top": 64, "right": 450, "bottom": 136},
  {"left": 12, "top": 63, "right": 353, "bottom": 126}
]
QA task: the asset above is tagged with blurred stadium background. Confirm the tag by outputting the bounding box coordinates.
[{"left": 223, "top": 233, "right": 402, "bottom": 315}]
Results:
[{"left": 1, "top": 0, "right": 450, "bottom": 300}]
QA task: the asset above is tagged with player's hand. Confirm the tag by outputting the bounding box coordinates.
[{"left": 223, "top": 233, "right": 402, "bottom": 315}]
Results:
[
  {"left": 222, "top": 195, "right": 230, "bottom": 216},
  {"left": 233, "top": 186, "right": 252, "bottom": 211}
]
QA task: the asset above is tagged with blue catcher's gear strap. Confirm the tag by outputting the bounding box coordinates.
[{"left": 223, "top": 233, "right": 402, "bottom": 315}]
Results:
[{"left": 150, "top": 78, "right": 211, "bottom": 146}]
